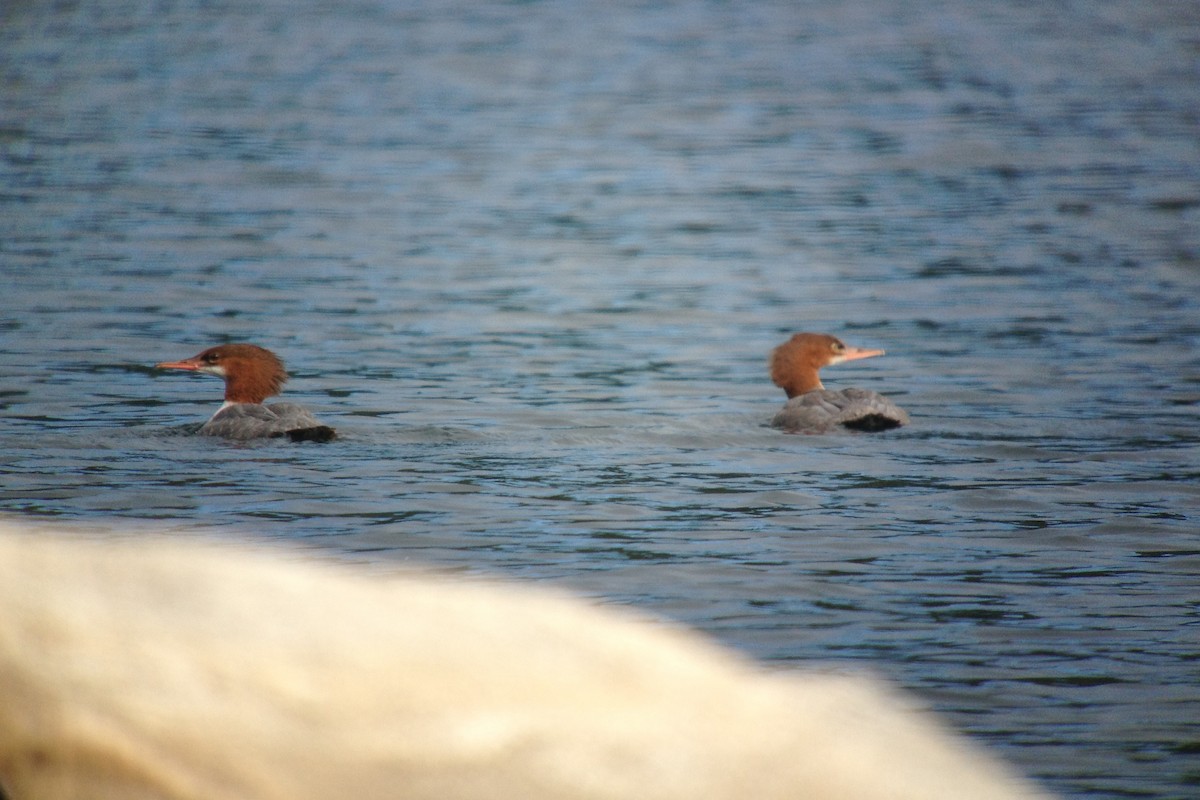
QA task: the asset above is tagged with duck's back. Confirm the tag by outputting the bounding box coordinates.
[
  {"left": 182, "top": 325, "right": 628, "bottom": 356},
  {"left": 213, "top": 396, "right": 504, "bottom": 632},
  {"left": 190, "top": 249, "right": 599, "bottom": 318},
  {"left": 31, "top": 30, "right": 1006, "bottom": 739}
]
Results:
[
  {"left": 200, "top": 403, "right": 324, "bottom": 440},
  {"left": 772, "top": 388, "right": 908, "bottom": 433}
]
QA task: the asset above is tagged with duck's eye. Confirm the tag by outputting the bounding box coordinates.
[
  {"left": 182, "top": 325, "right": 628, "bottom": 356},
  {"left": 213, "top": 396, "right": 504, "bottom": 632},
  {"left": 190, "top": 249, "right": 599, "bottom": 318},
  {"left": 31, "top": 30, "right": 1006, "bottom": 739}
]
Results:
[
  {"left": 203, "top": 352, "right": 220, "bottom": 364},
  {"left": 830, "top": 341, "right": 845, "bottom": 354}
]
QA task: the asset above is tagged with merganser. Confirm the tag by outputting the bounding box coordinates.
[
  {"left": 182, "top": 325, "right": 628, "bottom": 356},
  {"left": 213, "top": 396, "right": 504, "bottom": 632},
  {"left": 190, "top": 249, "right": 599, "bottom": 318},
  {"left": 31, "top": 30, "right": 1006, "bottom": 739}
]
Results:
[
  {"left": 156, "top": 344, "right": 336, "bottom": 442},
  {"left": 769, "top": 333, "right": 909, "bottom": 433}
]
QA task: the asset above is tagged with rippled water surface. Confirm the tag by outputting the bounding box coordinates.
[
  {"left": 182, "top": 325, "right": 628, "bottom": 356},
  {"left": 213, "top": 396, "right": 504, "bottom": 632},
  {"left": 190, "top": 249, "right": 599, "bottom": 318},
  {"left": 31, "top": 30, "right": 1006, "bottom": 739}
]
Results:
[{"left": 3, "top": 1, "right": 1199, "bottom": 796}]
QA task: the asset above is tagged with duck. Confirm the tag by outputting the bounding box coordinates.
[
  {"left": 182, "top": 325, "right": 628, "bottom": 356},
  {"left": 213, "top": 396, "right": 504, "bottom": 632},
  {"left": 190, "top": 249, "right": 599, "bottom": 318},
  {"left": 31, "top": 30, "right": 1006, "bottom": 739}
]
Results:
[
  {"left": 769, "top": 333, "right": 908, "bottom": 433},
  {"left": 156, "top": 343, "right": 336, "bottom": 442}
]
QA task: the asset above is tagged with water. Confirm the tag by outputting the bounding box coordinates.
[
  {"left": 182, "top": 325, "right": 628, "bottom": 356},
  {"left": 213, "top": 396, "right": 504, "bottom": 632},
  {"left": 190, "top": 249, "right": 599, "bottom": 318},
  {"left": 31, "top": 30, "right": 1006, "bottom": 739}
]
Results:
[{"left": 2, "top": 0, "right": 1199, "bottom": 796}]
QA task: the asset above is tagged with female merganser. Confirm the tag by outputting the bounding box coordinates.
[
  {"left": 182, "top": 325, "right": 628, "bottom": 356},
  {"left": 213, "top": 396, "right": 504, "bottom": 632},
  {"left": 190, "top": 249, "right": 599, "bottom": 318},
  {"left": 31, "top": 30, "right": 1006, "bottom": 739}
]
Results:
[
  {"left": 156, "top": 344, "right": 336, "bottom": 442},
  {"left": 769, "top": 333, "right": 909, "bottom": 433}
]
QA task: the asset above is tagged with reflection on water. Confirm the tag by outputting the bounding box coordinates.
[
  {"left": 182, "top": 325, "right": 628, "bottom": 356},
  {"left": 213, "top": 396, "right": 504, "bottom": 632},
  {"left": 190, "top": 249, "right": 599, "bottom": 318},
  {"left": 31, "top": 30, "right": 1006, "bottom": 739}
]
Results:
[{"left": 2, "top": 1, "right": 1199, "bottom": 797}]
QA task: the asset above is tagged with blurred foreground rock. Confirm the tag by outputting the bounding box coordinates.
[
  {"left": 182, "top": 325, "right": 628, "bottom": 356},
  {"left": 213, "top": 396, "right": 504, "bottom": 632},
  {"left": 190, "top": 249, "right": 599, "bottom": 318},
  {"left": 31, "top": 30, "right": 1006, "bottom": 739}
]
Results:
[{"left": 0, "top": 521, "right": 1051, "bottom": 800}]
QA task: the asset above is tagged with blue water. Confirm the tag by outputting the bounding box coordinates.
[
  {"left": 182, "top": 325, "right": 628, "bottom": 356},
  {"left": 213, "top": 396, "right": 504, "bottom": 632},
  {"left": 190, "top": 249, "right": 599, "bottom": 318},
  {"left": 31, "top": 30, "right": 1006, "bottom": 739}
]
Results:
[{"left": 3, "top": 1, "right": 1199, "bottom": 796}]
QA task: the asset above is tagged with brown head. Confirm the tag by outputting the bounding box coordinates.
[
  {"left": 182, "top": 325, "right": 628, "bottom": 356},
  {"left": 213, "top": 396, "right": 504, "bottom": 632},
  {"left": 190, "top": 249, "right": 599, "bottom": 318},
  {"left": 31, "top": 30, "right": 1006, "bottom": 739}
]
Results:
[
  {"left": 769, "top": 333, "right": 885, "bottom": 398},
  {"left": 156, "top": 344, "right": 288, "bottom": 404}
]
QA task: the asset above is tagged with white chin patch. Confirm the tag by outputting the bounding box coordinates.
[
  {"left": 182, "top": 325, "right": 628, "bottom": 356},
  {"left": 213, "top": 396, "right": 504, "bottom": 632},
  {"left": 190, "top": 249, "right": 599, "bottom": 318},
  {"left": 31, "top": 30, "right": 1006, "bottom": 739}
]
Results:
[{"left": 198, "top": 365, "right": 226, "bottom": 377}]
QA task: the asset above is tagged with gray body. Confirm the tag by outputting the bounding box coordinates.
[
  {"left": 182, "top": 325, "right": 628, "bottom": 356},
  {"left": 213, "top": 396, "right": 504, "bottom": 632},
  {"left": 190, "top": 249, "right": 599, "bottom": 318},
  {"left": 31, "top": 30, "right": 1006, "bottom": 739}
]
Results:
[
  {"left": 200, "top": 403, "right": 325, "bottom": 440},
  {"left": 772, "top": 388, "right": 908, "bottom": 433}
]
